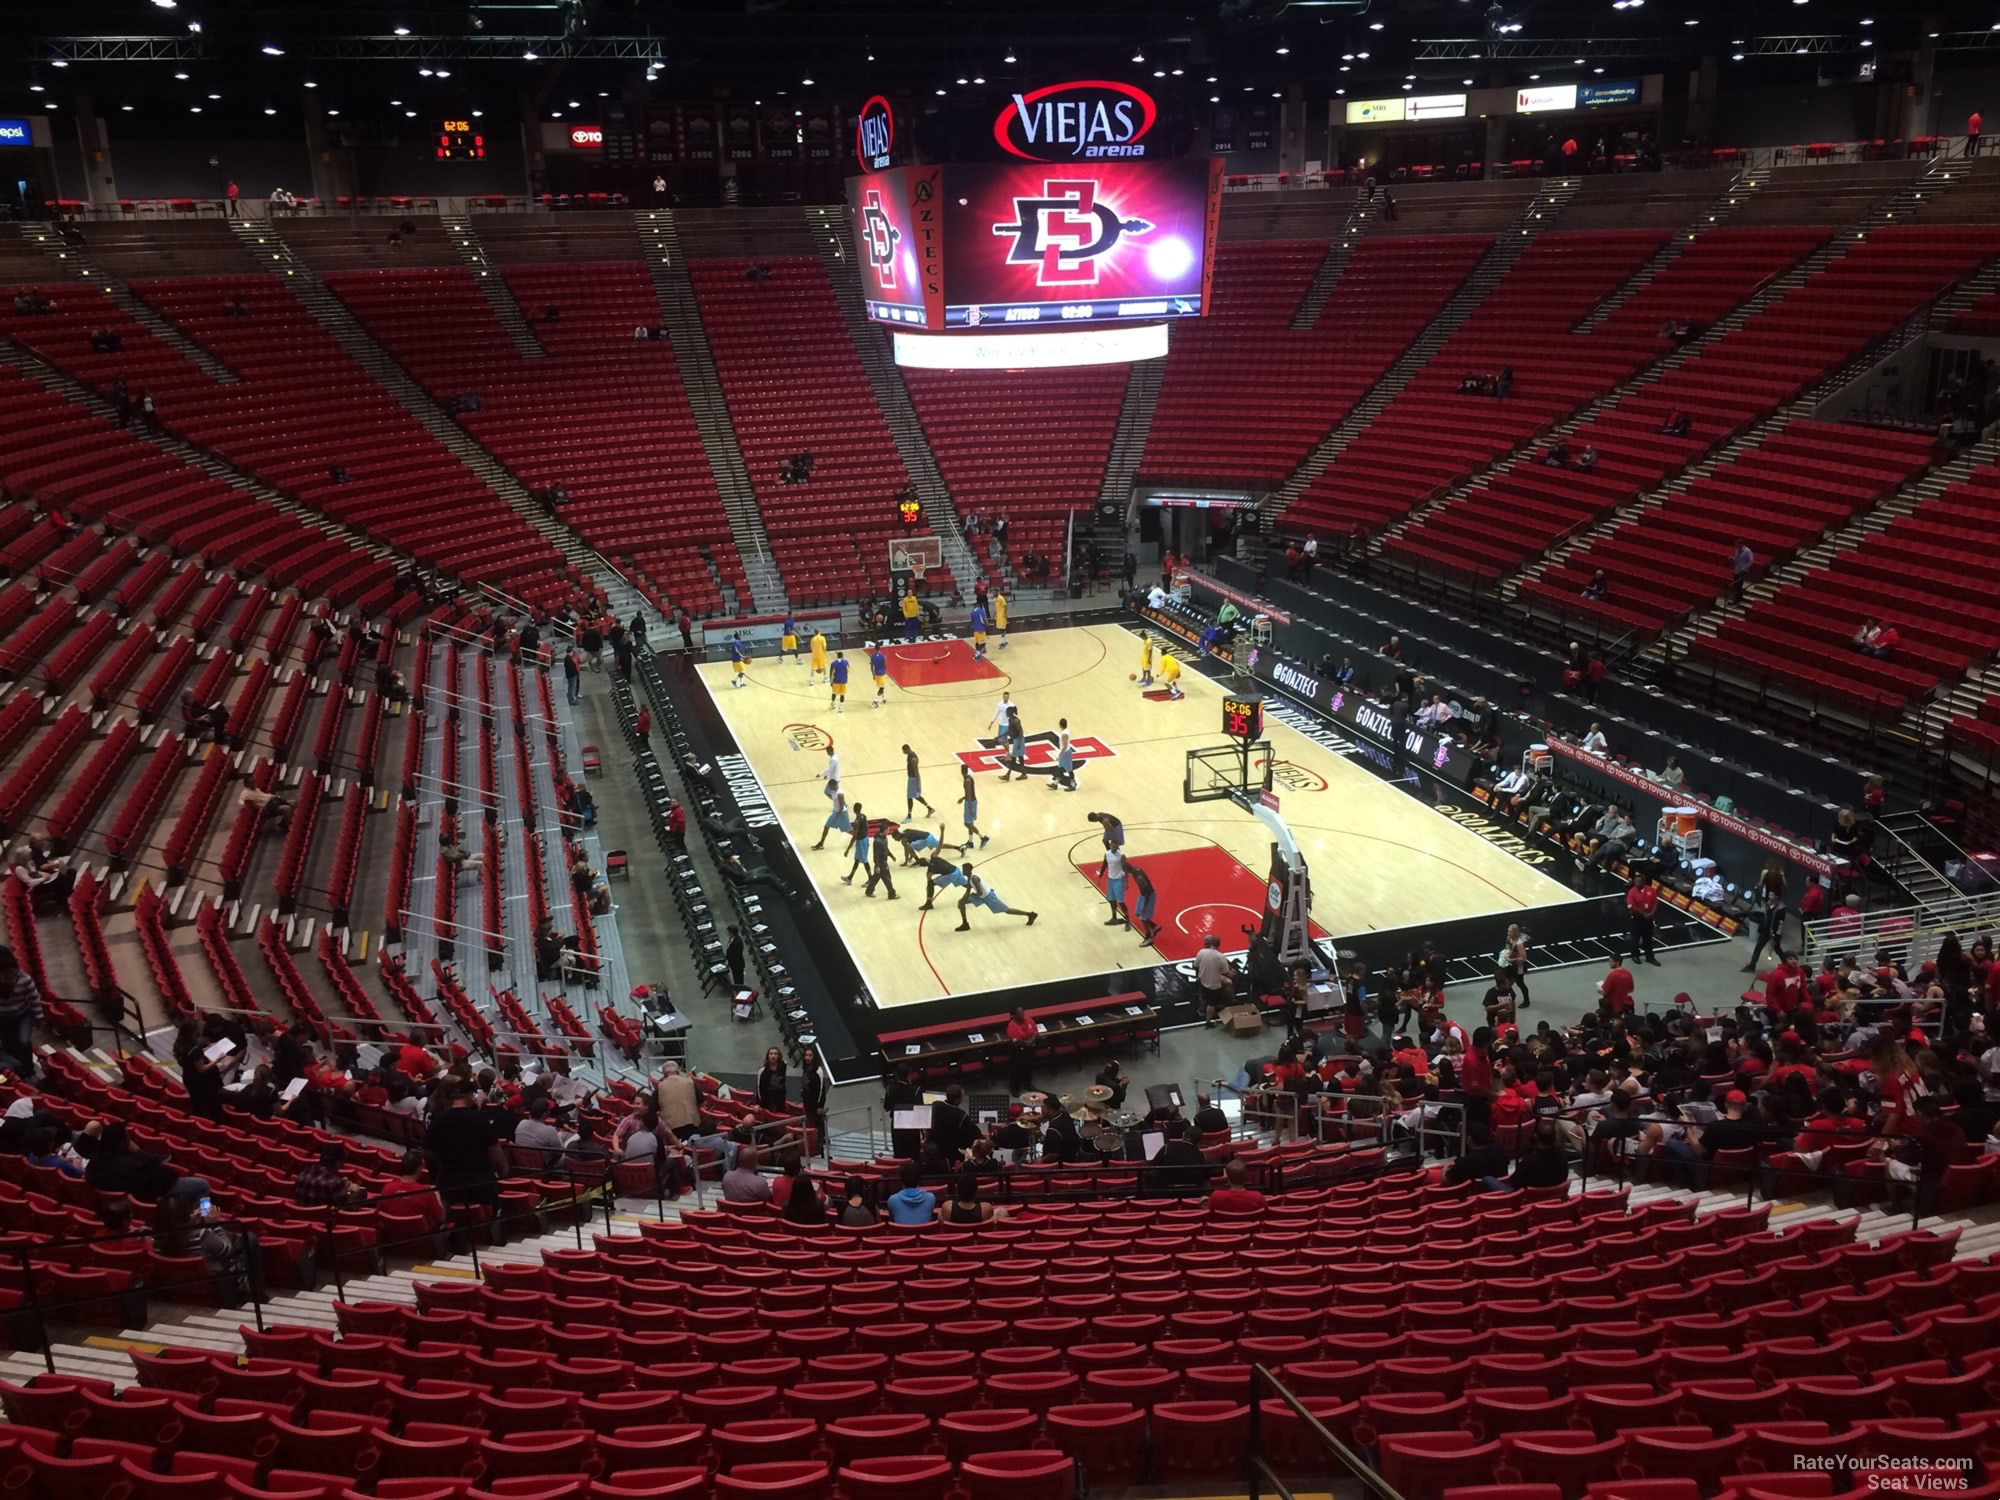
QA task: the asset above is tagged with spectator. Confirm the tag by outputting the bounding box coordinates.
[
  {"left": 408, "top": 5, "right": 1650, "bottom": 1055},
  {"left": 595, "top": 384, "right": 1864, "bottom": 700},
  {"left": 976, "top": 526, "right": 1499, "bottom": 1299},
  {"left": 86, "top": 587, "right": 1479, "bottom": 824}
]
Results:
[
  {"left": 1508, "top": 1119, "right": 1572, "bottom": 1189},
  {"left": 1731, "top": 539, "right": 1754, "bottom": 601},
  {"left": 423, "top": 1084, "right": 505, "bottom": 1213},
  {"left": 886, "top": 1160, "right": 937, "bottom": 1224},
  {"left": 1209, "top": 1157, "right": 1267, "bottom": 1214},
  {"left": 513, "top": 1099, "right": 574, "bottom": 1166},
  {"left": 1580, "top": 723, "right": 1609, "bottom": 755},
  {"left": 757, "top": 1048, "right": 788, "bottom": 1112},
  {"left": 721, "top": 1144, "right": 772, "bottom": 1203},
  {"left": 836, "top": 1176, "right": 878, "bottom": 1226},
  {"left": 1662, "top": 1087, "right": 1760, "bottom": 1188},
  {"left": 1582, "top": 569, "right": 1608, "bottom": 601},
  {"left": 296, "top": 1142, "right": 364, "bottom": 1209},
  {"left": 24, "top": 1124, "right": 82, "bottom": 1179},
  {"left": 1598, "top": 949, "right": 1636, "bottom": 1017},
  {"left": 80, "top": 1120, "right": 210, "bottom": 1204},
  {"left": 0, "top": 946, "right": 41, "bottom": 1080},
  {"left": 656, "top": 1061, "right": 701, "bottom": 1137},
  {"left": 1445, "top": 1123, "right": 1510, "bottom": 1189},
  {"left": 1482, "top": 967, "right": 1519, "bottom": 1027},
  {"left": 943, "top": 1169, "right": 1000, "bottom": 1224},
  {"left": 1971, "top": 110, "right": 1984, "bottom": 158},
  {"left": 153, "top": 1193, "right": 261, "bottom": 1300},
  {"left": 1627, "top": 878, "right": 1661, "bottom": 966}
]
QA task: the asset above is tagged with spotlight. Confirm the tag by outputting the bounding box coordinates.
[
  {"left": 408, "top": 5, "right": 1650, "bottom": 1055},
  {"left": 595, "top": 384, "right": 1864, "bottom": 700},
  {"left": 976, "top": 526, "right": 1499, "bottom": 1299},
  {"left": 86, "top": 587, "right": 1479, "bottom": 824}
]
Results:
[
  {"left": 802, "top": 76, "right": 814, "bottom": 85},
  {"left": 436, "top": 69, "right": 450, "bottom": 78},
  {"left": 1369, "top": 19, "right": 1383, "bottom": 27},
  {"left": 522, "top": 49, "right": 538, "bottom": 59},
  {"left": 1275, "top": 42, "right": 1290, "bottom": 54},
  {"left": 419, "top": 67, "right": 434, "bottom": 76},
  {"left": 935, "top": 87, "right": 946, "bottom": 95},
  {"left": 187, "top": 20, "right": 200, "bottom": 31},
  {"left": 1170, "top": 67, "right": 1182, "bottom": 76},
  {"left": 151, "top": 0, "right": 177, "bottom": 7},
  {"left": 120, "top": 100, "right": 132, "bottom": 110},
  {"left": 262, "top": 44, "right": 284, "bottom": 55},
  {"left": 264, "top": 105, "right": 277, "bottom": 115},
  {"left": 974, "top": 74, "right": 986, "bottom": 83},
  {"left": 394, "top": 23, "right": 410, "bottom": 34},
  {"left": 957, "top": 76, "right": 968, "bottom": 84},
  {"left": 471, "top": 108, "right": 483, "bottom": 116},
  {"left": 174, "top": 70, "right": 189, "bottom": 80},
  {"left": 27, "top": 83, "right": 42, "bottom": 93},
  {"left": 1209, "top": 94, "right": 1219, "bottom": 101},
  {"left": 303, "top": 79, "right": 317, "bottom": 88},
  {"left": 1004, "top": 47, "right": 1016, "bottom": 63},
  {"left": 1132, "top": 48, "right": 1145, "bottom": 62},
  {"left": 208, "top": 91, "right": 221, "bottom": 99},
  {"left": 50, "top": 58, "right": 68, "bottom": 68}
]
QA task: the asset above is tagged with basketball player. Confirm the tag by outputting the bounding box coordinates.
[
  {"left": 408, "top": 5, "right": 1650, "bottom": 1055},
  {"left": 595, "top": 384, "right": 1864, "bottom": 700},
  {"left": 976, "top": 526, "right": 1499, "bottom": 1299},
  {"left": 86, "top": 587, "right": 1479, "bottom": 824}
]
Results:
[
  {"left": 809, "top": 626, "right": 829, "bottom": 684},
  {"left": 901, "top": 588, "right": 921, "bottom": 642},
  {"left": 1160, "top": 648, "right": 1183, "bottom": 699},
  {"left": 841, "top": 806, "right": 870, "bottom": 885},
  {"left": 828, "top": 651, "right": 850, "bottom": 713},
  {"left": 1128, "top": 862, "right": 1160, "bottom": 946},
  {"left": 960, "top": 765, "right": 989, "bottom": 849},
  {"left": 780, "top": 614, "right": 801, "bottom": 666},
  {"left": 1048, "top": 717, "right": 1078, "bottom": 792},
  {"left": 812, "top": 787, "right": 850, "bottom": 851},
  {"left": 902, "top": 745, "right": 936, "bottom": 819},
  {"left": 956, "top": 864, "right": 1038, "bottom": 931},
  {"left": 869, "top": 645, "right": 889, "bottom": 708},
  {"left": 918, "top": 848, "right": 968, "bottom": 908},
  {"left": 993, "top": 588, "right": 1008, "bottom": 650},
  {"left": 990, "top": 690, "right": 1015, "bottom": 740},
  {"left": 969, "top": 601, "right": 989, "bottom": 662},
  {"left": 1137, "top": 632, "right": 1155, "bottom": 688},
  {"left": 998, "top": 706, "right": 1028, "bottom": 781},
  {"left": 1087, "top": 810, "right": 1125, "bottom": 851},
  {"left": 897, "top": 824, "right": 942, "bottom": 867},
  {"left": 729, "top": 633, "right": 750, "bottom": 688},
  {"left": 820, "top": 744, "right": 841, "bottom": 801},
  {"left": 1099, "top": 843, "right": 1130, "bottom": 928}
]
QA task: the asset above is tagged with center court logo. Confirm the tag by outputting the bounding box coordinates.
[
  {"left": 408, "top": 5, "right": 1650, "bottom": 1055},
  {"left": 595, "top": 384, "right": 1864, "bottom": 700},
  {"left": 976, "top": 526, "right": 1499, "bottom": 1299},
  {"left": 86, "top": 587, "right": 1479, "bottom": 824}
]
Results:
[
  {"left": 992, "top": 179, "right": 1153, "bottom": 287},
  {"left": 956, "top": 731, "right": 1116, "bottom": 776}
]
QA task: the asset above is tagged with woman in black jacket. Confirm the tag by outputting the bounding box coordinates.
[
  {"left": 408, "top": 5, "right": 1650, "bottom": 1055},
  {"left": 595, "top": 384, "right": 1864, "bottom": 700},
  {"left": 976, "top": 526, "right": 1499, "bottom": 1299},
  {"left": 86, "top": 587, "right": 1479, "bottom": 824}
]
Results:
[
  {"left": 757, "top": 1048, "right": 788, "bottom": 1113},
  {"left": 798, "top": 1045, "right": 826, "bottom": 1144}
]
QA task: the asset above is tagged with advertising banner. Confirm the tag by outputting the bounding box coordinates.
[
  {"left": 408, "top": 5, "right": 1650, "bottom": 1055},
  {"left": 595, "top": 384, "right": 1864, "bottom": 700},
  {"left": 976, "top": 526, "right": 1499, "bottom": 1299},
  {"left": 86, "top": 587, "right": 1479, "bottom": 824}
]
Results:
[
  {"left": 1579, "top": 80, "right": 1641, "bottom": 107},
  {"left": 848, "top": 167, "right": 932, "bottom": 327},
  {"left": 1516, "top": 84, "right": 1579, "bottom": 113},
  {"left": 1254, "top": 654, "right": 1480, "bottom": 787}
]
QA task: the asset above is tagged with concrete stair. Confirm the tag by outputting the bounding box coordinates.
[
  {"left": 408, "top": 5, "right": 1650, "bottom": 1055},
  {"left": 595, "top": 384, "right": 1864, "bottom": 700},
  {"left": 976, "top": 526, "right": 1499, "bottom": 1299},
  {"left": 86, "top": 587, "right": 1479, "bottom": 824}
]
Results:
[
  {"left": 1093, "top": 357, "right": 1166, "bottom": 541},
  {"left": 438, "top": 217, "right": 545, "bottom": 359},
  {"left": 1572, "top": 166, "right": 1767, "bottom": 333},
  {"left": 1287, "top": 197, "right": 1382, "bottom": 332},
  {"left": 634, "top": 211, "right": 784, "bottom": 613}
]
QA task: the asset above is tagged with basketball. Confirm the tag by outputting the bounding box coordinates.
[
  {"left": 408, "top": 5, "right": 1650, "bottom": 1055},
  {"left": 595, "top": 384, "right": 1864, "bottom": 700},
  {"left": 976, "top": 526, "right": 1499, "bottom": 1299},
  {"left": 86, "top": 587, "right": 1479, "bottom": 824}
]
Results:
[{"left": 1129, "top": 673, "right": 1137, "bottom": 681}]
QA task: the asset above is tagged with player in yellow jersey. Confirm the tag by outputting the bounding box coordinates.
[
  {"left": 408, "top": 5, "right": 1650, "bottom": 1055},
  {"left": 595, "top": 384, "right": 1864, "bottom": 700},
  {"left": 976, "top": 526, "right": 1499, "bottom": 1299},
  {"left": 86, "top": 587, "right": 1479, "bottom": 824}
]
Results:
[
  {"left": 779, "top": 614, "right": 800, "bottom": 665},
  {"left": 1160, "top": 648, "right": 1182, "bottom": 699},
  {"left": 809, "top": 628, "right": 829, "bottom": 683},
  {"left": 992, "top": 588, "right": 1008, "bottom": 650},
  {"left": 1137, "top": 632, "right": 1155, "bottom": 687},
  {"left": 900, "top": 589, "right": 921, "bottom": 642}
]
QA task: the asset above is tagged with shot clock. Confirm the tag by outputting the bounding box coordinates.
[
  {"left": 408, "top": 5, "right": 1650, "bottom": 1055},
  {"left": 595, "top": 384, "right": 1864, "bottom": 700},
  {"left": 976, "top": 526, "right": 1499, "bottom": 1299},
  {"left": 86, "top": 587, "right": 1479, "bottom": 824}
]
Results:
[{"left": 1222, "top": 694, "right": 1263, "bottom": 741}]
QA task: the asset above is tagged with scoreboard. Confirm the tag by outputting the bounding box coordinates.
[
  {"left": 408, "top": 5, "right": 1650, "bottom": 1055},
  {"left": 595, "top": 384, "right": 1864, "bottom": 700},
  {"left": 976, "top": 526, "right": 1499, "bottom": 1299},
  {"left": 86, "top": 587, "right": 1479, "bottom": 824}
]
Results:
[{"left": 436, "top": 120, "right": 485, "bottom": 161}]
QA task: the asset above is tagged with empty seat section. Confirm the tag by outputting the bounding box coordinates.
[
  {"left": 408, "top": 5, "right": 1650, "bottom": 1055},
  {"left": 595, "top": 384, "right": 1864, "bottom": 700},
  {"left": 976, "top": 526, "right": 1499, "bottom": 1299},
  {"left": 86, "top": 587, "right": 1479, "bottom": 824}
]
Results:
[{"left": 1138, "top": 236, "right": 1487, "bottom": 490}]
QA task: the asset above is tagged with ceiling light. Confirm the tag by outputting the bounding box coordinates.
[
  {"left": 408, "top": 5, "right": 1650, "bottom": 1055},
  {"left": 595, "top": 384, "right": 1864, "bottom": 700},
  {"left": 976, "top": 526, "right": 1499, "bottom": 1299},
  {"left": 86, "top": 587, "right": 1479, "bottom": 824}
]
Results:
[
  {"left": 957, "top": 76, "right": 969, "bottom": 84},
  {"left": 974, "top": 74, "right": 986, "bottom": 83},
  {"left": 327, "top": 108, "right": 339, "bottom": 115},
  {"left": 436, "top": 69, "right": 450, "bottom": 78},
  {"left": 1403, "top": 82, "right": 1413, "bottom": 89},
  {"left": 27, "top": 83, "right": 42, "bottom": 93},
  {"left": 265, "top": 105, "right": 277, "bottom": 114},
  {"left": 190, "top": 105, "right": 202, "bottom": 112},
  {"left": 568, "top": 99, "right": 580, "bottom": 107},
  {"left": 1335, "top": 87, "right": 1345, "bottom": 95},
  {"left": 50, "top": 58, "right": 67, "bottom": 69},
  {"left": 1530, "top": 72, "right": 1541, "bottom": 80},
  {"left": 1594, "top": 65, "right": 1605, "bottom": 72},
  {"left": 1170, "top": 67, "right": 1182, "bottom": 76},
  {"left": 802, "top": 76, "right": 814, "bottom": 85},
  {"left": 1153, "top": 69, "right": 1166, "bottom": 77},
  {"left": 1132, "top": 48, "right": 1145, "bottom": 62},
  {"left": 151, "top": 0, "right": 177, "bottom": 7},
  {"left": 1275, "top": 42, "right": 1290, "bottom": 54},
  {"left": 936, "top": 87, "right": 946, "bottom": 95},
  {"left": 174, "top": 70, "right": 189, "bottom": 80},
  {"left": 208, "top": 91, "right": 221, "bottom": 99},
  {"left": 1209, "top": 94, "right": 1219, "bottom": 101},
  {"left": 1004, "top": 48, "right": 1016, "bottom": 63},
  {"left": 1206, "top": 74, "right": 1217, "bottom": 82},
  {"left": 405, "top": 110, "right": 416, "bottom": 117},
  {"left": 1340, "top": 65, "right": 1349, "bottom": 72},
  {"left": 549, "top": 108, "right": 561, "bottom": 116},
  {"left": 262, "top": 44, "right": 284, "bottom": 55},
  {"left": 1861, "top": 38, "right": 1872, "bottom": 45},
  {"left": 1342, "top": 52, "right": 1353, "bottom": 60},
  {"left": 1243, "top": 85, "right": 1253, "bottom": 91},
  {"left": 1684, "top": 16, "right": 1699, "bottom": 23},
  {"left": 394, "top": 24, "right": 410, "bottom": 34},
  {"left": 120, "top": 100, "right": 132, "bottom": 110},
  {"left": 1369, "top": 19, "right": 1383, "bottom": 28},
  {"left": 471, "top": 108, "right": 482, "bottom": 117},
  {"left": 1271, "top": 91, "right": 1281, "bottom": 97},
  {"left": 1574, "top": 57, "right": 1585, "bottom": 64},
  {"left": 186, "top": 19, "right": 200, "bottom": 31},
  {"left": 1732, "top": 51, "right": 1744, "bottom": 58},
  {"left": 303, "top": 79, "right": 317, "bottom": 88},
  {"left": 419, "top": 66, "right": 433, "bottom": 76},
  {"left": 522, "top": 49, "right": 537, "bottom": 59},
  {"left": 391, "top": 98, "right": 402, "bottom": 105},
  {"left": 1357, "top": 50, "right": 1369, "bottom": 58}
]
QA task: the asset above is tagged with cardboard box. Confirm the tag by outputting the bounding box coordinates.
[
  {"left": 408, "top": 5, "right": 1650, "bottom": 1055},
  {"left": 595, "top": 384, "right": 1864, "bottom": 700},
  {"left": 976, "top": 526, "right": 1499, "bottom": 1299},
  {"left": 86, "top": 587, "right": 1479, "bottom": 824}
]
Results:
[{"left": 1224, "top": 1005, "right": 1265, "bottom": 1037}]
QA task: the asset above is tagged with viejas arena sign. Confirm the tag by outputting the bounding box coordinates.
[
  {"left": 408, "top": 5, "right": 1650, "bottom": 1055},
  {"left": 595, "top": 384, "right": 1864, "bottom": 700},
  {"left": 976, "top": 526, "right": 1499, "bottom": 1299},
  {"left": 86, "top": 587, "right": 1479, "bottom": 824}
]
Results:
[
  {"left": 995, "top": 81, "right": 1157, "bottom": 162},
  {"left": 856, "top": 95, "right": 894, "bottom": 170}
]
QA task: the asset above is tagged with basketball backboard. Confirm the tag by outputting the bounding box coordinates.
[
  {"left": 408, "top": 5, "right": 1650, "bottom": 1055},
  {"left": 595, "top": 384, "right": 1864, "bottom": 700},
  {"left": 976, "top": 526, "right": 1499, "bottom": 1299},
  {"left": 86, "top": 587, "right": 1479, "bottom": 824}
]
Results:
[
  {"left": 1184, "top": 741, "right": 1273, "bottom": 803},
  {"left": 887, "top": 534, "right": 943, "bottom": 582}
]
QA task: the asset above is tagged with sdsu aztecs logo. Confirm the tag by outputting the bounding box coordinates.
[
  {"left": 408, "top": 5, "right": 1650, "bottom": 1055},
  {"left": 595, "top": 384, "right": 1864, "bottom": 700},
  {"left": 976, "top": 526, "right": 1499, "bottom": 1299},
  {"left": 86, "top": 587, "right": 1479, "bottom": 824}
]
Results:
[
  {"left": 859, "top": 188, "right": 900, "bottom": 290},
  {"left": 992, "top": 178, "right": 1152, "bottom": 287}
]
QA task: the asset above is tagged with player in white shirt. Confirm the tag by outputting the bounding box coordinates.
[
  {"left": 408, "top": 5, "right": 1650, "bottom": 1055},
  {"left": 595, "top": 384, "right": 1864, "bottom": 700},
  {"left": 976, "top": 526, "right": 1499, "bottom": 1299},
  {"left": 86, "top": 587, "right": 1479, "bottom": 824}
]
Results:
[{"left": 821, "top": 746, "right": 841, "bottom": 800}]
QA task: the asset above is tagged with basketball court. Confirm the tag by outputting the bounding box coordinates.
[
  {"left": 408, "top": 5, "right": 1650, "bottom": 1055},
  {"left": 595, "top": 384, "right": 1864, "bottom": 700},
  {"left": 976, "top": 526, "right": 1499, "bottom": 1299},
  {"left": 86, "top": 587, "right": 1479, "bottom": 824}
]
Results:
[{"left": 695, "top": 621, "right": 1577, "bottom": 1009}]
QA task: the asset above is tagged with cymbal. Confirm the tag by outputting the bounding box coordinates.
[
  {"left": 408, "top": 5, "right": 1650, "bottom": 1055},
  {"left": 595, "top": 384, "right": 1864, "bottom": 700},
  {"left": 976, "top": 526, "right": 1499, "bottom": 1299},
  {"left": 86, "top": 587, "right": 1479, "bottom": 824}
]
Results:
[
  {"left": 1019, "top": 1091, "right": 1049, "bottom": 1106},
  {"left": 1083, "top": 1084, "right": 1114, "bottom": 1103},
  {"left": 1110, "top": 1111, "right": 1144, "bottom": 1129}
]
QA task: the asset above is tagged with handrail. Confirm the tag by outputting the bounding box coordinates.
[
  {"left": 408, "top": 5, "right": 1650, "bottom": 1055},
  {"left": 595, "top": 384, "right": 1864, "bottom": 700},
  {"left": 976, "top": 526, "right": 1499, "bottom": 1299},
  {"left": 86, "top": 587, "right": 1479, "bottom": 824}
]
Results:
[{"left": 1248, "top": 1363, "right": 1405, "bottom": 1500}]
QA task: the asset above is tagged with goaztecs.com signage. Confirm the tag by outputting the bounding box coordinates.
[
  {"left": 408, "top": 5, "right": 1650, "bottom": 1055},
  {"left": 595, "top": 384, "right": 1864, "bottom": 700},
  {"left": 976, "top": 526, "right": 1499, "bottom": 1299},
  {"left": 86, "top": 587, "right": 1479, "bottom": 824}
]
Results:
[{"left": 1257, "top": 655, "right": 1481, "bottom": 788}]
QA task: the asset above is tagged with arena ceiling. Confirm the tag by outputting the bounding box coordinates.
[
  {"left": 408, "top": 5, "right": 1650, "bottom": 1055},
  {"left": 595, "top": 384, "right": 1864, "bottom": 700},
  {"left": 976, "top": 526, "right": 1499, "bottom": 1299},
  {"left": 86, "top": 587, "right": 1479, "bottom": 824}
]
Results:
[{"left": 3, "top": 0, "right": 1995, "bottom": 132}]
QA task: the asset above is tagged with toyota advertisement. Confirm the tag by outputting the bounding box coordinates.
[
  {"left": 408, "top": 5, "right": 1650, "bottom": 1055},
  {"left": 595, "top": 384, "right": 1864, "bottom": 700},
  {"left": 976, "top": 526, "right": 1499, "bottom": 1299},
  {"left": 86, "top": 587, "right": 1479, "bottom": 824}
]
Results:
[{"left": 941, "top": 158, "right": 1219, "bottom": 329}]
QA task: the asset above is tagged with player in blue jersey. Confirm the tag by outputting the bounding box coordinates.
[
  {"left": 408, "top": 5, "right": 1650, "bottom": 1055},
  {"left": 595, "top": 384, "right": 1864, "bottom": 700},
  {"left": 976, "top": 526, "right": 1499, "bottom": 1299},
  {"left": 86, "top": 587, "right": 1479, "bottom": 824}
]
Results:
[
  {"left": 780, "top": 615, "right": 800, "bottom": 666},
  {"left": 728, "top": 633, "right": 749, "bottom": 688},
  {"left": 955, "top": 864, "right": 1037, "bottom": 931},
  {"left": 902, "top": 744, "right": 936, "bottom": 820},
  {"left": 869, "top": 646, "right": 889, "bottom": 708},
  {"left": 969, "top": 603, "right": 989, "bottom": 662},
  {"left": 828, "top": 651, "right": 850, "bottom": 714}
]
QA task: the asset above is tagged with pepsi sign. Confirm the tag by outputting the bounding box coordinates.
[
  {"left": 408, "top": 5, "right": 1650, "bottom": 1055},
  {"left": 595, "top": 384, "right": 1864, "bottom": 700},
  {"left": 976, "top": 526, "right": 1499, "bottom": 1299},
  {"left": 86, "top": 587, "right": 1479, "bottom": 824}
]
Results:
[
  {"left": 0, "top": 119, "right": 29, "bottom": 147},
  {"left": 995, "top": 81, "right": 1156, "bottom": 162},
  {"left": 856, "top": 95, "right": 894, "bottom": 170}
]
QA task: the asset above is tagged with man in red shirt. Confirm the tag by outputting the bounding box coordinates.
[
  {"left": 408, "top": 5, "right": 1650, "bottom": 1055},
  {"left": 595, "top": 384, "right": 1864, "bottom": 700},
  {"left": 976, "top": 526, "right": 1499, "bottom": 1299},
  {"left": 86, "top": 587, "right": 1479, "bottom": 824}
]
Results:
[
  {"left": 1207, "top": 1158, "right": 1266, "bottom": 1214},
  {"left": 1971, "top": 110, "right": 1984, "bottom": 157},
  {"left": 1764, "top": 953, "right": 1806, "bottom": 1019},
  {"left": 1626, "top": 879, "right": 1660, "bottom": 966},
  {"left": 1599, "top": 951, "right": 1635, "bottom": 1017}
]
